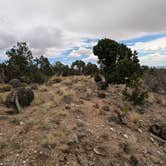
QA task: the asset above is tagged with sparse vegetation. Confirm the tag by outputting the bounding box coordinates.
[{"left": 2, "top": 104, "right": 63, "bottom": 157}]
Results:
[{"left": 0, "top": 39, "right": 165, "bottom": 165}]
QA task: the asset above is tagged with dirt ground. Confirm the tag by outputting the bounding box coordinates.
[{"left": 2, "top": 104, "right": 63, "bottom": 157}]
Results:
[{"left": 0, "top": 76, "right": 166, "bottom": 166}]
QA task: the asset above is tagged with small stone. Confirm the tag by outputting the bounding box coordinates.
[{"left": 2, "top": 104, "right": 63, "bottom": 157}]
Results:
[
  {"left": 138, "top": 128, "right": 142, "bottom": 133},
  {"left": 93, "top": 103, "right": 99, "bottom": 109},
  {"left": 150, "top": 137, "right": 154, "bottom": 143},
  {"left": 93, "top": 146, "right": 108, "bottom": 157},
  {"left": 97, "top": 92, "right": 106, "bottom": 98},
  {"left": 110, "top": 127, "right": 114, "bottom": 131},
  {"left": 59, "top": 144, "right": 70, "bottom": 153},
  {"left": 102, "top": 105, "right": 110, "bottom": 112},
  {"left": 16, "top": 154, "right": 20, "bottom": 157},
  {"left": 124, "top": 134, "right": 128, "bottom": 139}
]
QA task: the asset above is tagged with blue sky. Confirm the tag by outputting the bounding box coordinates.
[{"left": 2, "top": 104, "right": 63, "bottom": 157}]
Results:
[
  {"left": 46, "top": 33, "right": 166, "bottom": 67},
  {"left": 0, "top": 0, "right": 166, "bottom": 67}
]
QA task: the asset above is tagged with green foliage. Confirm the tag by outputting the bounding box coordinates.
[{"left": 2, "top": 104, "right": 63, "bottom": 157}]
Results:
[
  {"left": 93, "top": 38, "right": 141, "bottom": 84},
  {"left": 35, "top": 56, "right": 53, "bottom": 76},
  {"left": 85, "top": 62, "right": 98, "bottom": 76},
  {"left": 123, "top": 76, "right": 148, "bottom": 105},
  {"left": 0, "top": 41, "right": 101, "bottom": 85},
  {"left": 31, "top": 69, "right": 47, "bottom": 84},
  {"left": 5, "top": 42, "right": 33, "bottom": 81},
  {"left": 94, "top": 74, "right": 102, "bottom": 82},
  {"left": 71, "top": 60, "right": 86, "bottom": 75}
]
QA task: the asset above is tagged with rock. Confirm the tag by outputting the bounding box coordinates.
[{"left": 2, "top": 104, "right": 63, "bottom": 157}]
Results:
[
  {"left": 59, "top": 144, "right": 70, "bottom": 153},
  {"left": 102, "top": 105, "right": 110, "bottom": 112},
  {"left": 5, "top": 87, "right": 34, "bottom": 112},
  {"left": 97, "top": 81, "right": 108, "bottom": 90},
  {"left": 93, "top": 103, "right": 99, "bottom": 109},
  {"left": 97, "top": 92, "right": 106, "bottom": 98},
  {"left": 130, "top": 156, "right": 139, "bottom": 166},
  {"left": 49, "top": 77, "right": 62, "bottom": 84},
  {"left": 65, "top": 104, "right": 71, "bottom": 110},
  {"left": 93, "top": 146, "right": 108, "bottom": 157},
  {"left": 9, "top": 79, "right": 22, "bottom": 88},
  {"left": 29, "top": 83, "right": 38, "bottom": 90},
  {"left": 62, "top": 95, "right": 73, "bottom": 104},
  {"left": 150, "top": 123, "right": 166, "bottom": 140}
]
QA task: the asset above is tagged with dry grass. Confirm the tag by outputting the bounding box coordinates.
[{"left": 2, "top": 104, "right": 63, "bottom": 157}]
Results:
[{"left": 128, "top": 111, "right": 141, "bottom": 124}]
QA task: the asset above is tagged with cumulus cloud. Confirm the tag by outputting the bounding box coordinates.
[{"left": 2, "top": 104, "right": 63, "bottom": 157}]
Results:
[
  {"left": 139, "top": 53, "right": 166, "bottom": 67},
  {"left": 130, "top": 37, "right": 166, "bottom": 52},
  {"left": 0, "top": 0, "right": 165, "bottom": 66}
]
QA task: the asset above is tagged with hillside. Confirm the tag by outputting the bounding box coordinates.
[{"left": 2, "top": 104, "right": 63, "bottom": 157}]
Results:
[{"left": 0, "top": 76, "right": 166, "bottom": 166}]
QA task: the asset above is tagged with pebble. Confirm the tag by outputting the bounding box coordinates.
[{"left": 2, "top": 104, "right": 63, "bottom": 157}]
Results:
[
  {"left": 124, "top": 134, "right": 128, "bottom": 139},
  {"left": 138, "top": 128, "right": 143, "bottom": 133},
  {"left": 150, "top": 137, "right": 155, "bottom": 143},
  {"left": 110, "top": 127, "right": 114, "bottom": 131},
  {"left": 16, "top": 154, "right": 20, "bottom": 157}
]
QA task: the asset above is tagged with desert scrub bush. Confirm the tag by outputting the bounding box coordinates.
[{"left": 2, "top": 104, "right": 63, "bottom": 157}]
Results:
[
  {"left": 94, "top": 74, "right": 102, "bottom": 82},
  {"left": 10, "top": 115, "right": 23, "bottom": 125},
  {"left": 5, "top": 87, "right": 34, "bottom": 113},
  {"left": 97, "top": 81, "right": 108, "bottom": 90},
  {"left": 143, "top": 68, "right": 166, "bottom": 93},
  {"left": 0, "top": 140, "right": 8, "bottom": 150},
  {"left": 0, "top": 84, "right": 12, "bottom": 92},
  {"left": 123, "top": 76, "right": 148, "bottom": 105},
  {"left": 41, "top": 135, "right": 56, "bottom": 149}
]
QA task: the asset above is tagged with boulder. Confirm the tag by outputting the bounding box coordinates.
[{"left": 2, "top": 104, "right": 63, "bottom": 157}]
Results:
[
  {"left": 9, "top": 79, "right": 22, "bottom": 88},
  {"left": 150, "top": 123, "right": 166, "bottom": 140}
]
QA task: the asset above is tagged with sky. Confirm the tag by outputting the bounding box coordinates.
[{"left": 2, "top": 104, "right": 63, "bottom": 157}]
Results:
[{"left": 0, "top": 0, "right": 166, "bottom": 67}]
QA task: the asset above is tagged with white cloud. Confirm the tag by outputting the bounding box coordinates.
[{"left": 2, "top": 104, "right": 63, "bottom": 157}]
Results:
[
  {"left": 69, "top": 47, "right": 92, "bottom": 58},
  {"left": 139, "top": 53, "right": 166, "bottom": 67},
  {"left": 0, "top": 0, "right": 165, "bottom": 66},
  {"left": 130, "top": 37, "right": 166, "bottom": 52}
]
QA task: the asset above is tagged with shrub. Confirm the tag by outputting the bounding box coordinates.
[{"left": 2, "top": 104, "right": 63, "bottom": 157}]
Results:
[
  {"left": 5, "top": 87, "right": 34, "bottom": 112},
  {"left": 94, "top": 74, "right": 102, "bottom": 82},
  {"left": 0, "top": 84, "right": 12, "bottom": 92},
  {"left": 97, "top": 81, "right": 108, "bottom": 90},
  {"left": 31, "top": 70, "right": 47, "bottom": 84},
  {"left": 130, "top": 89, "right": 148, "bottom": 105},
  {"left": 123, "top": 76, "right": 148, "bottom": 105},
  {"left": 143, "top": 68, "right": 166, "bottom": 93}
]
